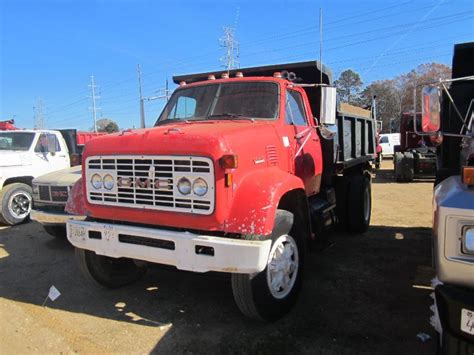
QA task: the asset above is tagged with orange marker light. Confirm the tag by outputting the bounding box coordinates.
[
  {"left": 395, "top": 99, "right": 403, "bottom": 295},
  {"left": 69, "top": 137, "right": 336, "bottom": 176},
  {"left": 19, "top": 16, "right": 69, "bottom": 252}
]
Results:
[
  {"left": 220, "top": 154, "right": 238, "bottom": 169},
  {"left": 462, "top": 166, "right": 474, "bottom": 186},
  {"left": 225, "top": 173, "right": 233, "bottom": 187},
  {"left": 221, "top": 73, "right": 229, "bottom": 79}
]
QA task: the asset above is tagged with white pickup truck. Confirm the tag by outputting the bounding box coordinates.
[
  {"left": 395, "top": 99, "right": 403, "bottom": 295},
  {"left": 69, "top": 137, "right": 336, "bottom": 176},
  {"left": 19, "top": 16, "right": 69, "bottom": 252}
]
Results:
[{"left": 0, "top": 130, "right": 71, "bottom": 225}]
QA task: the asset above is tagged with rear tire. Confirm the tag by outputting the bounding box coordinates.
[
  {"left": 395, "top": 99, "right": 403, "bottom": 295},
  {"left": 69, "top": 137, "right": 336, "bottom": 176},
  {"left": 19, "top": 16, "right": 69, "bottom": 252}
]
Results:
[
  {"left": 347, "top": 175, "right": 371, "bottom": 233},
  {"left": 335, "top": 176, "right": 350, "bottom": 230},
  {"left": 75, "top": 248, "right": 148, "bottom": 289},
  {"left": 43, "top": 225, "right": 67, "bottom": 238},
  {"left": 439, "top": 331, "right": 474, "bottom": 355},
  {"left": 403, "top": 152, "right": 414, "bottom": 182},
  {"left": 231, "top": 209, "right": 304, "bottom": 321},
  {"left": 0, "top": 183, "right": 32, "bottom": 225},
  {"left": 394, "top": 152, "right": 404, "bottom": 182}
]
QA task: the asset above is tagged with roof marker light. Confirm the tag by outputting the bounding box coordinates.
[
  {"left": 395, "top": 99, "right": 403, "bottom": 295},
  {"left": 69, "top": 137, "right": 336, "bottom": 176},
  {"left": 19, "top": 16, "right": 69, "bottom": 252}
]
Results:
[
  {"left": 235, "top": 72, "right": 244, "bottom": 78},
  {"left": 221, "top": 73, "right": 229, "bottom": 79},
  {"left": 273, "top": 72, "right": 282, "bottom": 78},
  {"left": 208, "top": 75, "right": 216, "bottom": 80},
  {"left": 179, "top": 81, "right": 187, "bottom": 86}
]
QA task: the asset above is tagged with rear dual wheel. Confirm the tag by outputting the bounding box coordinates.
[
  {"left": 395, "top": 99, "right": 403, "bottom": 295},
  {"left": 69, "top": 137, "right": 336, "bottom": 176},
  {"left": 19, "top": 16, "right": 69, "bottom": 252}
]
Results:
[
  {"left": 231, "top": 209, "right": 304, "bottom": 321},
  {"left": 336, "top": 175, "right": 371, "bottom": 233}
]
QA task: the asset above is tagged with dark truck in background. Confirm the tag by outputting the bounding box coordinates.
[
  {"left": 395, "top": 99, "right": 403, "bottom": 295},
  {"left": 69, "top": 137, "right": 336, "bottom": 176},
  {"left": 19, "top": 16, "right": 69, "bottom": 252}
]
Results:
[{"left": 393, "top": 112, "right": 436, "bottom": 182}]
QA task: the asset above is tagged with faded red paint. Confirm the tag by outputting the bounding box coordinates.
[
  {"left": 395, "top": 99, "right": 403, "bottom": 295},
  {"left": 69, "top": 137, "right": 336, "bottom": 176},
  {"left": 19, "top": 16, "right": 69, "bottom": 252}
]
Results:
[
  {"left": 65, "top": 178, "right": 88, "bottom": 216},
  {"left": 80, "top": 77, "right": 324, "bottom": 236}
]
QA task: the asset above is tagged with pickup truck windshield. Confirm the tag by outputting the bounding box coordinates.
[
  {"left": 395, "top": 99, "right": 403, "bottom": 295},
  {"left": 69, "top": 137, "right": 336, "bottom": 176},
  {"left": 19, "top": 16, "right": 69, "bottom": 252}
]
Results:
[
  {"left": 0, "top": 132, "right": 35, "bottom": 151},
  {"left": 155, "top": 82, "right": 278, "bottom": 125}
]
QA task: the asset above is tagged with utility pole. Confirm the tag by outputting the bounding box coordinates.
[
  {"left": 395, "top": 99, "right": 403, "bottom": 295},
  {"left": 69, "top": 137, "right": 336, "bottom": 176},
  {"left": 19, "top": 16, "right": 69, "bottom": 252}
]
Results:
[
  {"left": 219, "top": 8, "right": 240, "bottom": 71},
  {"left": 137, "top": 64, "right": 146, "bottom": 128},
  {"left": 89, "top": 75, "right": 100, "bottom": 132},
  {"left": 33, "top": 98, "right": 45, "bottom": 130},
  {"left": 145, "top": 79, "right": 172, "bottom": 102}
]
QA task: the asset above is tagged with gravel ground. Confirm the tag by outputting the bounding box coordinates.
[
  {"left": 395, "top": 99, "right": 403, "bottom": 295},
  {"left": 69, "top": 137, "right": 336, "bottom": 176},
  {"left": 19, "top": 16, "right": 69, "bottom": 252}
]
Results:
[{"left": 0, "top": 159, "right": 437, "bottom": 354}]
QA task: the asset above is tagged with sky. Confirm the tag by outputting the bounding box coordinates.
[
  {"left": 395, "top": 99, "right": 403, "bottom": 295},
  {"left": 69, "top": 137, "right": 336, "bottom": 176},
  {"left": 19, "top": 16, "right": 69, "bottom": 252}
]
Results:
[{"left": 1, "top": 0, "right": 473, "bottom": 131}]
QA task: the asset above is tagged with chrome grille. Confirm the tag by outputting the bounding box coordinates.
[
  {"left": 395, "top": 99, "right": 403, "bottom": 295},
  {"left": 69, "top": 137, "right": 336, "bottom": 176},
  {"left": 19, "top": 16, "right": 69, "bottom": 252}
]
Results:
[
  {"left": 85, "top": 155, "right": 215, "bottom": 215},
  {"left": 37, "top": 185, "right": 69, "bottom": 204}
]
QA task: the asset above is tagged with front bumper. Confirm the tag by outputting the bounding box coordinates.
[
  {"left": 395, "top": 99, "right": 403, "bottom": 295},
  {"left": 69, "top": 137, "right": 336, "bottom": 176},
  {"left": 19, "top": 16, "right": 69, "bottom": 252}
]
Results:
[
  {"left": 67, "top": 220, "right": 272, "bottom": 274},
  {"left": 436, "top": 284, "right": 474, "bottom": 344},
  {"left": 31, "top": 209, "right": 86, "bottom": 225}
]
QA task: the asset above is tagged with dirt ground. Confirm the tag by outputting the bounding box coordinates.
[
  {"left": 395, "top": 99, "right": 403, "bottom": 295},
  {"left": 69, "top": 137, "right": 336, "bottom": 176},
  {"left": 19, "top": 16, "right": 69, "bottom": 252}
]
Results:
[{"left": 0, "top": 159, "right": 437, "bottom": 354}]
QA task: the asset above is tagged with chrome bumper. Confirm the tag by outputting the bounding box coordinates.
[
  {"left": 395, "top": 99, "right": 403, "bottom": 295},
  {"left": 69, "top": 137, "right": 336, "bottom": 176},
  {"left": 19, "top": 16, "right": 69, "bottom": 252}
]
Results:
[{"left": 31, "top": 209, "right": 86, "bottom": 225}]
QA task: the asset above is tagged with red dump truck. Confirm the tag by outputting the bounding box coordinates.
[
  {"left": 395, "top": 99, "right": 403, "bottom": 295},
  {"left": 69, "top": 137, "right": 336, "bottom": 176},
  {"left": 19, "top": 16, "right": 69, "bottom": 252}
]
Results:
[{"left": 66, "top": 61, "right": 376, "bottom": 321}]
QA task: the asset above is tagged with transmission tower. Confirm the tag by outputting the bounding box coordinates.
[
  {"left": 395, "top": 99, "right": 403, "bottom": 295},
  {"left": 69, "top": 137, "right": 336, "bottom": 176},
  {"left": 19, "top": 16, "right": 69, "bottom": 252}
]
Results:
[
  {"left": 219, "top": 9, "right": 240, "bottom": 71},
  {"left": 88, "top": 75, "right": 101, "bottom": 132},
  {"left": 33, "top": 98, "right": 45, "bottom": 130}
]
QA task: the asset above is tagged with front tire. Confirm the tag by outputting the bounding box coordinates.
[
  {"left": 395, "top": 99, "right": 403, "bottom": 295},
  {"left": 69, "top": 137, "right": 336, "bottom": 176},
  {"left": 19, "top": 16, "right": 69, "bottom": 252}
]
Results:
[
  {"left": 231, "top": 209, "right": 304, "bottom": 321},
  {"left": 75, "top": 248, "right": 148, "bottom": 289},
  {"left": 43, "top": 225, "right": 67, "bottom": 238},
  {"left": 0, "top": 183, "right": 32, "bottom": 225}
]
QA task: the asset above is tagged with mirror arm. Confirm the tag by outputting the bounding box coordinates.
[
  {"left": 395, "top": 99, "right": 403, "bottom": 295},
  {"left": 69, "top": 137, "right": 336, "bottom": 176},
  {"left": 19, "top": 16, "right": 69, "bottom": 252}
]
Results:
[{"left": 439, "top": 81, "right": 466, "bottom": 131}]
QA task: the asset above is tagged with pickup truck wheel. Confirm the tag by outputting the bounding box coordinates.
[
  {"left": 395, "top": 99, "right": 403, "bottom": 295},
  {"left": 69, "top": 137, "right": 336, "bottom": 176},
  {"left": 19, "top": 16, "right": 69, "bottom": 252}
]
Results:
[
  {"left": 43, "top": 225, "right": 67, "bottom": 238},
  {"left": 75, "top": 248, "right": 148, "bottom": 289},
  {"left": 0, "top": 183, "right": 32, "bottom": 225},
  {"left": 231, "top": 210, "right": 304, "bottom": 321},
  {"left": 347, "top": 175, "right": 371, "bottom": 233}
]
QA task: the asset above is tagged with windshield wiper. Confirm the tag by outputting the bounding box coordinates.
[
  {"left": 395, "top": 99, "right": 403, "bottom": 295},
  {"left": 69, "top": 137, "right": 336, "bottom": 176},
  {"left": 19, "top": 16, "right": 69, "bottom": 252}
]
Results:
[{"left": 207, "top": 113, "right": 255, "bottom": 122}]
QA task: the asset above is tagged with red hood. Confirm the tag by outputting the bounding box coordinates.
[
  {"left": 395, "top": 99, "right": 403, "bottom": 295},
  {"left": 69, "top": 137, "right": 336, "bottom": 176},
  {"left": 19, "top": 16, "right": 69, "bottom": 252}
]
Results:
[{"left": 83, "top": 120, "right": 279, "bottom": 160}]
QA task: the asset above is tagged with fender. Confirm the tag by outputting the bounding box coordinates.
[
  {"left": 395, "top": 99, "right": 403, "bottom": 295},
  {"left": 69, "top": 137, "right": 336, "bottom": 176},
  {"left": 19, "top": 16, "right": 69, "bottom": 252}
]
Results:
[{"left": 224, "top": 167, "right": 305, "bottom": 237}]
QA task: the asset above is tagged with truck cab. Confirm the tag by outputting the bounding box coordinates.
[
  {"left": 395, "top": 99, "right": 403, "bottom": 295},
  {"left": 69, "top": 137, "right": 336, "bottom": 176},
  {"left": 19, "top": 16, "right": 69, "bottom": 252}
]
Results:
[
  {"left": 420, "top": 42, "right": 474, "bottom": 352},
  {"left": 66, "top": 61, "right": 376, "bottom": 321},
  {"left": 0, "top": 129, "right": 70, "bottom": 225}
]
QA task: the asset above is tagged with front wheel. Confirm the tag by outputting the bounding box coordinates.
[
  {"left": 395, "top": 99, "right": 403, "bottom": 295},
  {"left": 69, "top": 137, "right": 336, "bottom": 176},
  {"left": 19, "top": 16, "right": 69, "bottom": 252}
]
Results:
[
  {"left": 0, "top": 183, "right": 32, "bottom": 225},
  {"left": 43, "top": 225, "right": 67, "bottom": 238},
  {"left": 75, "top": 248, "right": 148, "bottom": 289},
  {"left": 231, "top": 209, "right": 304, "bottom": 321}
]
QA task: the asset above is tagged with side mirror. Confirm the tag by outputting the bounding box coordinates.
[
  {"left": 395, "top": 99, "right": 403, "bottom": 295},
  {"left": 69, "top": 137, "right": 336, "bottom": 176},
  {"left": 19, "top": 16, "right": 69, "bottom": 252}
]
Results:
[
  {"left": 421, "top": 86, "right": 441, "bottom": 132},
  {"left": 319, "top": 86, "right": 337, "bottom": 125}
]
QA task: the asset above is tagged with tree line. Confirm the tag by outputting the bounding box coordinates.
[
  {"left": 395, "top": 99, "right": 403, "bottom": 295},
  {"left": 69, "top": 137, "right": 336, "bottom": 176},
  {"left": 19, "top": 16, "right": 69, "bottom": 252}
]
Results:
[{"left": 335, "top": 63, "right": 451, "bottom": 133}]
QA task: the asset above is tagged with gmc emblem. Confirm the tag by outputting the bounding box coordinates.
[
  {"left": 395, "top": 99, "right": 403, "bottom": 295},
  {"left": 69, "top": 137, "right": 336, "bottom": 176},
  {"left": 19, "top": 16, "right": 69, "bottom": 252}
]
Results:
[{"left": 117, "top": 177, "right": 170, "bottom": 189}]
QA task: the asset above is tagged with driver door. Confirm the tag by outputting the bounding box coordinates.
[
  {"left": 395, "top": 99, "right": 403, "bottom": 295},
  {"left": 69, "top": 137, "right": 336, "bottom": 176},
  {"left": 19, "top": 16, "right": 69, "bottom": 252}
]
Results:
[{"left": 284, "top": 89, "right": 322, "bottom": 196}]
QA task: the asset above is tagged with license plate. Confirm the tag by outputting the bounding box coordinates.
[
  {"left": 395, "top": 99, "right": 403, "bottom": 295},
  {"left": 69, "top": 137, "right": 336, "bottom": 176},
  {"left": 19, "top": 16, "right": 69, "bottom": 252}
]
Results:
[
  {"left": 461, "top": 308, "right": 474, "bottom": 335},
  {"left": 70, "top": 225, "right": 87, "bottom": 239}
]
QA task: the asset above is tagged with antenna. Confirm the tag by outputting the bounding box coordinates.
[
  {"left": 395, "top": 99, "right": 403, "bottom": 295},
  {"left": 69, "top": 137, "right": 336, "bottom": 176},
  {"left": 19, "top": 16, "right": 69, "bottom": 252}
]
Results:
[{"left": 319, "top": 8, "right": 323, "bottom": 84}]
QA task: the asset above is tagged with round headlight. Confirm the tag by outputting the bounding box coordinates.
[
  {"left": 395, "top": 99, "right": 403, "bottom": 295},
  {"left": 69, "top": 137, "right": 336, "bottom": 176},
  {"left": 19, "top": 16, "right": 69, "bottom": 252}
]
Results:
[
  {"left": 91, "top": 174, "right": 102, "bottom": 189},
  {"left": 193, "top": 178, "right": 208, "bottom": 196},
  {"left": 177, "top": 177, "right": 191, "bottom": 195},
  {"left": 103, "top": 174, "right": 114, "bottom": 190}
]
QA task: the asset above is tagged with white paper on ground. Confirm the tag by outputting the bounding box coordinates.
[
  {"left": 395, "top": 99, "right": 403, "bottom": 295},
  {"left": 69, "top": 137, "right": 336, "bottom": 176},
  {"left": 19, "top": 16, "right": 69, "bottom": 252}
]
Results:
[{"left": 48, "top": 285, "right": 61, "bottom": 301}]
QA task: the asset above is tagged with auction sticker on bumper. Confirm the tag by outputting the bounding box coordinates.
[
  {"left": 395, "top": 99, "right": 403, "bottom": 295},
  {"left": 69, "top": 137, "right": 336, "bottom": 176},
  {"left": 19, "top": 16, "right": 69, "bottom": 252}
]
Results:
[{"left": 461, "top": 308, "right": 474, "bottom": 335}]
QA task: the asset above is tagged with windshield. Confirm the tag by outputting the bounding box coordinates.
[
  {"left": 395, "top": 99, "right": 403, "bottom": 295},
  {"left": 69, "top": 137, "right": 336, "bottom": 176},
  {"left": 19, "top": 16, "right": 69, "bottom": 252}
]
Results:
[
  {"left": 155, "top": 82, "right": 279, "bottom": 125},
  {"left": 0, "top": 132, "right": 35, "bottom": 151}
]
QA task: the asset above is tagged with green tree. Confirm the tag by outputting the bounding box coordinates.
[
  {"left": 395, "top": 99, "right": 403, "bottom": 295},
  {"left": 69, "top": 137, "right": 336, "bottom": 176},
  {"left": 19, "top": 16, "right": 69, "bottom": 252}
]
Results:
[
  {"left": 335, "top": 69, "right": 363, "bottom": 104},
  {"left": 95, "top": 118, "right": 119, "bottom": 133},
  {"left": 360, "top": 80, "right": 400, "bottom": 133}
]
